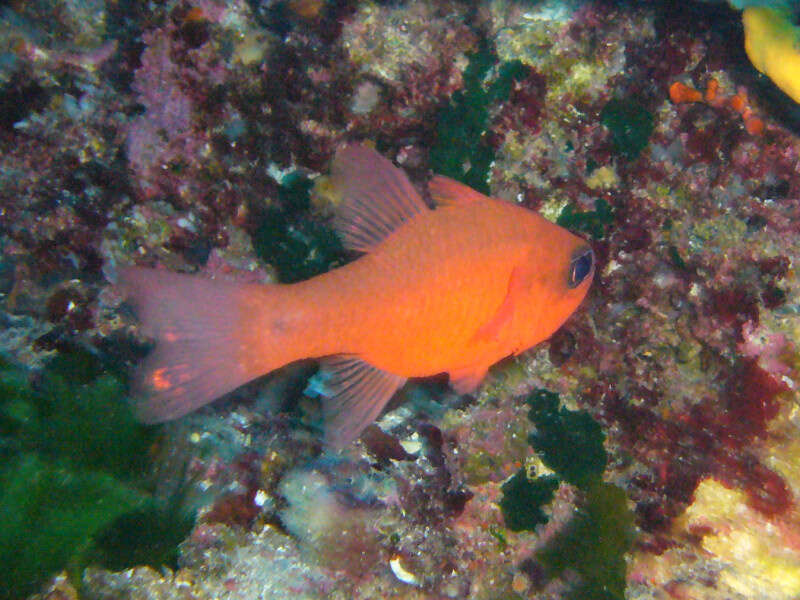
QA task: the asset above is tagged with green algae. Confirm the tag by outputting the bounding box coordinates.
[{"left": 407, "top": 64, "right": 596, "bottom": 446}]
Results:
[
  {"left": 488, "top": 525, "right": 508, "bottom": 550},
  {"left": 536, "top": 480, "right": 634, "bottom": 600},
  {"left": 556, "top": 197, "right": 614, "bottom": 240},
  {"left": 0, "top": 454, "right": 145, "bottom": 598},
  {"left": 667, "top": 243, "right": 689, "bottom": 271},
  {"left": 499, "top": 469, "right": 559, "bottom": 532},
  {"left": 1, "top": 351, "right": 144, "bottom": 472},
  {"left": 430, "top": 39, "right": 528, "bottom": 194},
  {"left": 0, "top": 353, "right": 194, "bottom": 599},
  {"left": 253, "top": 172, "right": 346, "bottom": 283},
  {"left": 527, "top": 389, "right": 607, "bottom": 489},
  {"left": 7, "top": 369, "right": 151, "bottom": 478},
  {"left": 85, "top": 492, "right": 196, "bottom": 573},
  {"left": 600, "top": 97, "right": 654, "bottom": 161},
  {"left": 498, "top": 389, "right": 634, "bottom": 599}
]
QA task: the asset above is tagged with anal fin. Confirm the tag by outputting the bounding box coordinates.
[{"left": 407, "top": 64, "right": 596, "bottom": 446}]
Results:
[
  {"left": 449, "top": 364, "right": 489, "bottom": 395},
  {"left": 318, "top": 355, "right": 407, "bottom": 448}
]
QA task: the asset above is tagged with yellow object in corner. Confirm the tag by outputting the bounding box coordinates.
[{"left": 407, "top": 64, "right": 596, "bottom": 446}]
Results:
[{"left": 743, "top": 7, "right": 800, "bottom": 104}]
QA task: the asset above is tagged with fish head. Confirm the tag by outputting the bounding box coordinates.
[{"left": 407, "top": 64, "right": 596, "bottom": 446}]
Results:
[{"left": 513, "top": 222, "right": 595, "bottom": 350}]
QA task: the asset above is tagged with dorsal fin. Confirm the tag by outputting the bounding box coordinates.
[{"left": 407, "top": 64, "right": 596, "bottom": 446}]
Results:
[
  {"left": 428, "top": 175, "right": 489, "bottom": 207},
  {"left": 330, "top": 144, "right": 428, "bottom": 253}
]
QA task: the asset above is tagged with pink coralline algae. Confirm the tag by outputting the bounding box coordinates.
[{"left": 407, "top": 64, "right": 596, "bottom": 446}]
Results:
[{"left": 126, "top": 12, "right": 227, "bottom": 200}]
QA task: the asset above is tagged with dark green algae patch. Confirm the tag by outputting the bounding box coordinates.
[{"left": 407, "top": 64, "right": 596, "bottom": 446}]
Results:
[
  {"left": 252, "top": 172, "right": 346, "bottom": 283},
  {"left": 499, "top": 389, "right": 635, "bottom": 600},
  {"left": 600, "top": 97, "right": 655, "bottom": 161},
  {"left": 556, "top": 197, "right": 615, "bottom": 241},
  {"left": 0, "top": 351, "right": 194, "bottom": 600},
  {"left": 430, "top": 39, "right": 528, "bottom": 194},
  {"left": 552, "top": 96, "right": 653, "bottom": 244}
]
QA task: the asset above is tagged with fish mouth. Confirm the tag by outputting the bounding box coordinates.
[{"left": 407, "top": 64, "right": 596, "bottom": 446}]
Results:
[{"left": 568, "top": 245, "right": 594, "bottom": 289}]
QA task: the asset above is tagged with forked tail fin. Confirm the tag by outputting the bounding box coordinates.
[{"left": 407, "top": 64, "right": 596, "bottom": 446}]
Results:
[{"left": 118, "top": 267, "right": 283, "bottom": 423}]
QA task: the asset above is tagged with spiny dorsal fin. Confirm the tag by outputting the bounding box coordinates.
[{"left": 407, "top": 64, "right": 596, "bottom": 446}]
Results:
[
  {"left": 428, "top": 175, "right": 489, "bottom": 207},
  {"left": 330, "top": 144, "right": 428, "bottom": 253},
  {"left": 318, "top": 355, "right": 407, "bottom": 448}
]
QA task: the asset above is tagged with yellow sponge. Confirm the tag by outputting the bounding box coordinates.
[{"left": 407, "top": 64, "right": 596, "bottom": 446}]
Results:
[{"left": 743, "top": 6, "right": 800, "bottom": 105}]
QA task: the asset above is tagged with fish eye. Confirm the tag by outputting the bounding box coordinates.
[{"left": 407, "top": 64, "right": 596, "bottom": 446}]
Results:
[{"left": 568, "top": 247, "right": 594, "bottom": 289}]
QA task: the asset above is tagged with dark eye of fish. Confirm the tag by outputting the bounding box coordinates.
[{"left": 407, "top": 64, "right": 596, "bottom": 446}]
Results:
[{"left": 568, "top": 247, "right": 594, "bottom": 288}]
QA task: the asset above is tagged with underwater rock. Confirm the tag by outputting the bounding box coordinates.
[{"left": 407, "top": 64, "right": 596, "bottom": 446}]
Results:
[{"left": 3, "top": 0, "right": 800, "bottom": 598}]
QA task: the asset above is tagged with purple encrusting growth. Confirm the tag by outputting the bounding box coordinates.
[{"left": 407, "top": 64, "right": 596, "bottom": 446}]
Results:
[
  {"left": 4, "top": 0, "right": 800, "bottom": 599},
  {"left": 126, "top": 20, "right": 222, "bottom": 199}
]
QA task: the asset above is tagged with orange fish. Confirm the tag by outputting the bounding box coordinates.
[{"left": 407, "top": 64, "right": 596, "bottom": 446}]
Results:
[{"left": 120, "top": 144, "right": 594, "bottom": 446}]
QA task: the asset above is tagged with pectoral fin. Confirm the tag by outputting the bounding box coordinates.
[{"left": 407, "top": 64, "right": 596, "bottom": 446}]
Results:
[{"left": 472, "top": 258, "right": 535, "bottom": 344}]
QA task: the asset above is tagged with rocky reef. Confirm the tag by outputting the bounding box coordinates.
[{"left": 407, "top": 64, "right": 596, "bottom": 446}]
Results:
[{"left": 2, "top": 1, "right": 800, "bottom": 599}]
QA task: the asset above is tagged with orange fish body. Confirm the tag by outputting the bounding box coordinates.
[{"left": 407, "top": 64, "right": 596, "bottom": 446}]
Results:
[{"left": 120, "top": 145, "right": 594, "bottom": 446}]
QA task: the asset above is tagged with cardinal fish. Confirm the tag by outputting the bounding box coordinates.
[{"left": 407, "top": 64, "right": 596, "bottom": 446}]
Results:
[{"left": 119, "top": 144, "right": 595, "bottom": 447}]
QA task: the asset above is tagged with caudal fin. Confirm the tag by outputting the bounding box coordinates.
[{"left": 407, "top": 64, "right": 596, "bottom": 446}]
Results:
[{"left": 118, "top": 267, "right": 275, "bottom": 423}]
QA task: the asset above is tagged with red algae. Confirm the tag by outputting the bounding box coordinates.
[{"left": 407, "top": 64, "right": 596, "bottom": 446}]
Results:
[
  {"left": 704, "top": 286, "right": 760, "bottom": 340},
  {"left": 594, "top": 357, "right": 791, "bottom": 537},
  {"left": 724, "top": 358, "right": 786, "bottom": 440},
  {"left": 494, "top": 70, "right": 547, "bottom": 138},
  {"left": 757, "top": 255, "right": 790, "bottom": 309},
  {"left": 205, "top": 487, "right": 262, "bottom": 529}
]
